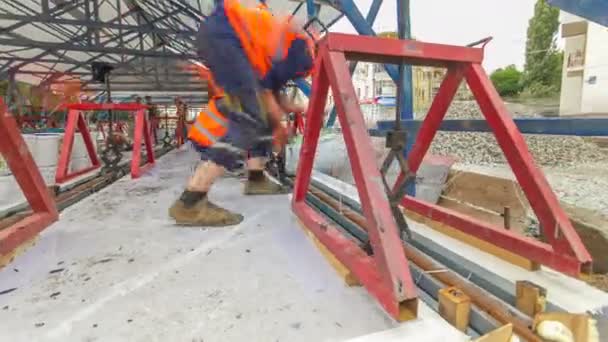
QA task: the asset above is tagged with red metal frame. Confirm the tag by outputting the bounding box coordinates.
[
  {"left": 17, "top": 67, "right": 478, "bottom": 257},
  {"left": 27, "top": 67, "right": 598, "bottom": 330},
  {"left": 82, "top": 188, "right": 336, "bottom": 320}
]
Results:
[
  {"left": 57, "top": 103, "right": 155, "bottom": 181},
  {"left": 55, "top": 108, "right": 102, "bottom": 183},
  {"left": 0, "top": 100, "right": 59, "bottom": 257},
  {"left": 293, "top": 42, "right": 418, "bottom": 321},
  {"left": 294, "top": 33, "right": 593, "bottom": 320},
  {"left": 130, "top": 108, "right": 156, "bottom": 178},
  {"left": 379, "top": 38, "right": 590, "bottom": 276}
]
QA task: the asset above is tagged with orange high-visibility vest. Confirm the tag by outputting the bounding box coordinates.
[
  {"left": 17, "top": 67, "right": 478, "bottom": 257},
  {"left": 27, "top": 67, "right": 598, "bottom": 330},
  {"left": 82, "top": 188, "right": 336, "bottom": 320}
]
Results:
[
  {"left": 188, "top": 97, "right": 228, "bottom": 147},
  {"left": 223, "top": 0, "right": 314, "bottom": 78}
]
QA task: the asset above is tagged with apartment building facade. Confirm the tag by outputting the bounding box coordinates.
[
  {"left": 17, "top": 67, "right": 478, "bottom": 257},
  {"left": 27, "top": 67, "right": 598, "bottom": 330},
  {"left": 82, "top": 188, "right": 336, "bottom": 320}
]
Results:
[
  {"left": 352, "top": 62, "right": 472, "bottom": 114},
  {"left": 559, "top": 12, "right": 608, "bottom": 115}
]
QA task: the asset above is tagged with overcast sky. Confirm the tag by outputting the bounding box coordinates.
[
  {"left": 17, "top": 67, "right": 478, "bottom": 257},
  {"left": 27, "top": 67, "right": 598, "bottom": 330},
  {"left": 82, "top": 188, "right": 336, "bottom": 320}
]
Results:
[{"left": 330, "top": 0, "right": 542, "bottom": 72}]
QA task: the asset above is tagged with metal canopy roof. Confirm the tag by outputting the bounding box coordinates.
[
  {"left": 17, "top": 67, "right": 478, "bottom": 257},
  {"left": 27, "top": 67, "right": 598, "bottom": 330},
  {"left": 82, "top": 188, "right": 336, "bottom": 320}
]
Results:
[{"left": 0, "top": 0, "right": 341, "bottom": 103}]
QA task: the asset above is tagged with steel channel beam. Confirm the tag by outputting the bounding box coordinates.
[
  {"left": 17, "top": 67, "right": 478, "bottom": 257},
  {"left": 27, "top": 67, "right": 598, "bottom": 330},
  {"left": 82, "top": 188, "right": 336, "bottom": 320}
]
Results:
[
  {"left": 0, "top": 38, "right": 196, "bottom": 59},
  {"left": 68, "top": 7, "right": 191, "bottom": 87},
  {"left": 303, "top": 175, "right": 544, "bottom": 341},
  {"left": 302, "top": 177, "right": 507, "bottom": 337},
  {"left": 303, "top": 179, "right": 505, "bottom": 337},
  {"left": 0, "top": 0, "right": 87, "bottom": 35},
  {"left": 0, "top": 5, "right": 189, "bottom": 82},
  {"left": 2, "top": 0, "right": 82, "bottom": 42},
  {"left": 308, "top": 173, "right": 566, "bottom": 313},
  {"left": 0, "top": 14, "right": 196, "bottom": 37},
  {"left": 15, "top": 70, "right": 198, "bottom": 77}
]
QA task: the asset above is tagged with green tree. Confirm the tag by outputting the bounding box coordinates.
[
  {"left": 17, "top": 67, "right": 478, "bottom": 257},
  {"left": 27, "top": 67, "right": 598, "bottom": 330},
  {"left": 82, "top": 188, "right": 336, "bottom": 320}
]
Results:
[
  {"left": 490, "top": 65, "right": 523, "bottom": 96},
  {"left": 522, "top": 0, "right": 562, "bottom": 96}
]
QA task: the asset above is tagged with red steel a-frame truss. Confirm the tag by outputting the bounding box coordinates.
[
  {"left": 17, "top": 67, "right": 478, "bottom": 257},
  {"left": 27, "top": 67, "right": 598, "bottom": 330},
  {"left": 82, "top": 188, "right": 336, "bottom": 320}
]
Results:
[
  {"left": 292, "top": 33, "right": 592, "bottom": 321},
  {"left": 0, "top": 99, "right": 59, "bottom": 258},
  {"left": 56, "top": 103, "right": 155, "bottom": 181}
]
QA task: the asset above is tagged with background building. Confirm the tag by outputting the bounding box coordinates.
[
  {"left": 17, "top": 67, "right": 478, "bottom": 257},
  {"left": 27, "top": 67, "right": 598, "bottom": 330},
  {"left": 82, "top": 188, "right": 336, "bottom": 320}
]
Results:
[
  {"left": 351, "top": 62, "right": 472, "bottom": 115},
  {"left": 559, "top": 11, "right": 608, "bottom": 115}
]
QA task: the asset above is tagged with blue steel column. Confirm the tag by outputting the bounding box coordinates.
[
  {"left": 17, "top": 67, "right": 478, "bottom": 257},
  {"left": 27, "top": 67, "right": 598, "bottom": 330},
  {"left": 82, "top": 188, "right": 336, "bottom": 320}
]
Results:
[
  {"left": 397, "top": 0, "right": 413, "bottom": 120},
  {"left": 397, "top": 0, "right": 415, "bottom": 196},
  {"left": 325, "top": 0, "right": 384, "bottom": 127},
  {"left": 325, "top": 0, "right": 412, "bottom": 126},
  {"left": 306, "top": 0, "right": 317, "bottom": 18}
]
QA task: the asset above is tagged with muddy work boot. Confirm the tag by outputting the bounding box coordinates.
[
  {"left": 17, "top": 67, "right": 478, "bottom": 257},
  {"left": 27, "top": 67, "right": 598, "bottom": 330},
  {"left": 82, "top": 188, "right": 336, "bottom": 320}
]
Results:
[
  {"left": 243, "top": 170, "right": 289, "bottom": 195},
  {"left": 169, "top": 190, "right": 243, "bottom": 227}
]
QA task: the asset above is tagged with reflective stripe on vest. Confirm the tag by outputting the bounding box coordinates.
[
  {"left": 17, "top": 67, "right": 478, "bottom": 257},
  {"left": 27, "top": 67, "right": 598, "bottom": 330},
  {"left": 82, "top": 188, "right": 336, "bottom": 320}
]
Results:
[
  {"left": 204, "top": 107, "right": 228, "bottom": 129},
  {"left": 189, "top": 101, "right": 228, "bottom": 147},
  {"left": 192, "top": 113, "right": 222, "bottom": 145}
]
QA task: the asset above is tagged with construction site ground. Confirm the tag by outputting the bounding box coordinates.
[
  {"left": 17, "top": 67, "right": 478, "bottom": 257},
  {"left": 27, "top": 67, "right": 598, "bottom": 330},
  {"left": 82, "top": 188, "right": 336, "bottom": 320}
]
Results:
[
  {"left": 0, "top": 148, "right": 471, "bottom": 342},
  {"left": 3, "top": 147, "right": 608, "bottom": 341}
]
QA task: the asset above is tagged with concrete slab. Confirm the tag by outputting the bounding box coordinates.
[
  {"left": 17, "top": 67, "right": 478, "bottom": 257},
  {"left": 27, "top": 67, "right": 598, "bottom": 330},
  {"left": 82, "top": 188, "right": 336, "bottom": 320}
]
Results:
[{"left": 0, "top": 148, "right": 463, "bottom": 342}]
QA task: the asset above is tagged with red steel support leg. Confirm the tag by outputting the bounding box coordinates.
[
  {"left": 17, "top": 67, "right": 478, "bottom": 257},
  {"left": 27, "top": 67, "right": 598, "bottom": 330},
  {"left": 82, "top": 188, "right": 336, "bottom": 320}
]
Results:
[
  {"left": 0, "top": 101, "right": 58, "bottom": 257},
  {"left": 464, "top": 64, "right": 592, "bottom": 264},
  {"left": 324, "top": 50, "right": 417, "bottom": 301},
  {"left": 292, "top": 50, "right": 418, "bottom": 321},
  {"left": 393, "top": 65, "right": 466, "bottom": 187},
  {"left": 293, "top": 56, "right": 329, "bottom": 203},
  {"left": 55, "top": 109, "right": 101, "bottom": 184},
  {"left": 131, "top": 109, "right": 156, "bottom": 178}
]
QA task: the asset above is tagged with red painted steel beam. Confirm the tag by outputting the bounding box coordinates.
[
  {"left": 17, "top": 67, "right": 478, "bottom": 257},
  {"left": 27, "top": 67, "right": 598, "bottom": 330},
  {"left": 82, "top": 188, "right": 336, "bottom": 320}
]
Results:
[
  {"left": 293, "top": 56, "right": 329, "bottom": 203},
  {"left": 294, "top": 203, "right": 414, "bottom": 319},
  {"left": 464, "top": 64, "right": 592, "bottom": 265},
  {"left": 62, "top": 103, "right": 149, "bottom": 111},
  {"left": 57, "top": 103, "right": 156, "bottom": 181},
  {"left": 323, "top": 49, "right": 417, "bottom": 302},
  {"left": 55, "top": 109, "right": 102, "bottom": 184},
  {"left": 0, "top": 101, "right": 58, "bottom": 257},
  {"left": 131, "top": 109, "right": 156, "bottom": 178},
  {"left": 402, "top": 196, "right": 583, "bottom": 276},
  {"left": 292, "top": 51, "right": 418, "bottom": 321},
  {"left": 323, "top": 33, "right": 484, "bottom": 66}
]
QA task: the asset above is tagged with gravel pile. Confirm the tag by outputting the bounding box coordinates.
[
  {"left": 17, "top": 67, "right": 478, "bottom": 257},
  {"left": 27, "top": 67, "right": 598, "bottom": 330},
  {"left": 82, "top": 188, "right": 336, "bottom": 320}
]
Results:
[
  {"left": 429, "top": 132, "right": 608, "bottom": 167},
  {"left": 416, "top": 100, "right": 544, "bottom": 119},
  {"left": 421, "top": 101, "right": 608, "bottom": 167}
]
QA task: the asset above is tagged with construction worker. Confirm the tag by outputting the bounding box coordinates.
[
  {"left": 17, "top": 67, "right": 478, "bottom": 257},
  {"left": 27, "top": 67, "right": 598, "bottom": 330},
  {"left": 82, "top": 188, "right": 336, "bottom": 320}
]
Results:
[
  {"left": 168, "top": 0, "right": 314, "bottom": 226},
  {"left": 169, "top": 64, "right": 304, "bottom": 226}
]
